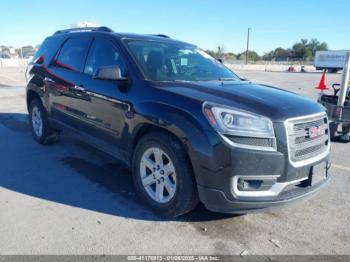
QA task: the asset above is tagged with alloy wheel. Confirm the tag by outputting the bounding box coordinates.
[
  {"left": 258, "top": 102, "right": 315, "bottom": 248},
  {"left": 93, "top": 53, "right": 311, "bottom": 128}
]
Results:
[
  {"left": 31, "top": 106, "right": 43, "bottom": 138},
  {"left": 140, "top": 147, "right": 177, "bottom": 204}
]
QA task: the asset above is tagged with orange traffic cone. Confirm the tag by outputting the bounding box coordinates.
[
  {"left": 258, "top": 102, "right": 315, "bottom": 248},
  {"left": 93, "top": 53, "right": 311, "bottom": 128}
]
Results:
[{"left": 315, "top": 71, "right": 329, "bottom": 91}]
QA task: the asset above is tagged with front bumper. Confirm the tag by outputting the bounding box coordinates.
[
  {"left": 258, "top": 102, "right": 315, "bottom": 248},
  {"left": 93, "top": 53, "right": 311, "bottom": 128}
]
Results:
[
  {"left": 197, "top": 169, "right": 330, "bottom": 214},
  {"left": 190, "top": 124, "right": 330, "bottom": 214}
]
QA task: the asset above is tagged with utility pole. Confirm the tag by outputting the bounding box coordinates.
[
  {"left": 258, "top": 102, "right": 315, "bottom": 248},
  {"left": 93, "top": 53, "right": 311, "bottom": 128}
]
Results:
[
  {"left": 337, "top": 52, "right": 350, "bottom": 107},
  {"left": 245, "top": 28, "right": 251, "bottom": 65}
]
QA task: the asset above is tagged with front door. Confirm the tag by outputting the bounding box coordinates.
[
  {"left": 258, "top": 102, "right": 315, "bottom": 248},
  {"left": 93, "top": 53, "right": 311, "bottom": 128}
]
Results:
[{"left": 73, "top": 37, "right": 130, "bottom": 156}]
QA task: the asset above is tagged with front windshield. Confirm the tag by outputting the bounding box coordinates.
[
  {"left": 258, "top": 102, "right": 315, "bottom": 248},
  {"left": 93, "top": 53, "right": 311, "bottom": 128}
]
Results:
[{"left": 126, "top": 40, "right": 240, "bottom": 82}]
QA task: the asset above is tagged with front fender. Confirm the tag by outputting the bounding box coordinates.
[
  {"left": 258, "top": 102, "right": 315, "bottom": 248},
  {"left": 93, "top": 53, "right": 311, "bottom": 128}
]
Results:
[
  {"left": 127, "top": 101, "right": 232, "bottom": 184},
  {"left": 133, "top": 101, "right": 204, "bottom": 140}
]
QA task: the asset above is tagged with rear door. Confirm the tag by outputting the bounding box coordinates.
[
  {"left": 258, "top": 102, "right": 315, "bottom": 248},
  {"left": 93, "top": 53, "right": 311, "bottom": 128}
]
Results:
[{"left": 45, "top": 36, "right": 92, "bottom": 129}]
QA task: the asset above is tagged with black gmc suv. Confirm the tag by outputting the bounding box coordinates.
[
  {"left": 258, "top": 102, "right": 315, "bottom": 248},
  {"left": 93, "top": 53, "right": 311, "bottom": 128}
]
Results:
[{"left": 26, "top": 27, "right": 331, "bottom": 217}]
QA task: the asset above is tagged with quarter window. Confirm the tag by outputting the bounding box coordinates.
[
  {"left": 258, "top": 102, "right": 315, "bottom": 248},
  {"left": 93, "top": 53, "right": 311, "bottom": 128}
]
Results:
[
  {"left": 84, "top": 38, "right": 126, "bottom": 76},
  {"left": 56, "top": 37, "right": 91, "bottom": 71}
]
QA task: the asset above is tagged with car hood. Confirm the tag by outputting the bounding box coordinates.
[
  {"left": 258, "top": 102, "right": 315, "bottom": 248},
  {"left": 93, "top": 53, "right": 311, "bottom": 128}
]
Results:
[{"left": 156, "top": 81, "right": 325, "bottom": 122}]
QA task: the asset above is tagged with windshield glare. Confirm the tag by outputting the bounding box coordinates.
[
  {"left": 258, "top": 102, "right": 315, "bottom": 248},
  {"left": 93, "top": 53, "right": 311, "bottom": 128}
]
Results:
[{"left": 126, "top": 40, "right": 239, "bottom": 82}]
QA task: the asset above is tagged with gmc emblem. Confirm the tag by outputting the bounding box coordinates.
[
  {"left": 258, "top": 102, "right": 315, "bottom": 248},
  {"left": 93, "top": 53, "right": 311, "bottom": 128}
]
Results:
[{"left": 308, "top": 125, "right": 326, "bottom": 138}]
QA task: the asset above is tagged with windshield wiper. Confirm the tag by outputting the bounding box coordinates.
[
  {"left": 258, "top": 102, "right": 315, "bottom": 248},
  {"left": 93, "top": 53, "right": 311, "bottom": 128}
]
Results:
[
  {"left": 170, "top": 79, "right": 189, "bottom": 82},
  {"left": 218, "top": 77, "right": 238, "bottom": 81}
]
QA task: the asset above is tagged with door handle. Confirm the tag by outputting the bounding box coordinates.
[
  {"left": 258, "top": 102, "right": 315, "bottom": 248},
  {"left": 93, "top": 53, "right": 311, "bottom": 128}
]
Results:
[
  {"left": 73, "top": 85, "right": 86, "bottom": 92},
  {"left": 73, "top": 85, "right": 87, "bottom": 97},
  {"left": 44, "top": 77, "right": 55, "bottom": 83},
  {"left": 42, "top": 77, "right": 56, "bottom": 92}
]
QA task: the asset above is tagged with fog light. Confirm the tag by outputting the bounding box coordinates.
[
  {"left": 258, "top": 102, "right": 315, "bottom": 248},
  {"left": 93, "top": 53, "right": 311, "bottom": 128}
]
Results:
[
  {"left": 238, "top": 178, "right": 249, "bottom": 191},
  {"left": 237, "top": 177, "right": 276, "bottom": 192}
]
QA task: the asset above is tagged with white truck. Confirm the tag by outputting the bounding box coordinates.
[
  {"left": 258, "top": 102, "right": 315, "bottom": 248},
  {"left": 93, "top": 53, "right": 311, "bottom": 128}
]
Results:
[{"left": 314, "top": 50, "right": 349, "bottom": 73}]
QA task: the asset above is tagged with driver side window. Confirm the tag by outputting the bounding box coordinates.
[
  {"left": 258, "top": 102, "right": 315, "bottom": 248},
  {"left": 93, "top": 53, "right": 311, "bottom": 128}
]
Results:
[{"left": 84, "top": 38, "right": 126, "bottom": 76}]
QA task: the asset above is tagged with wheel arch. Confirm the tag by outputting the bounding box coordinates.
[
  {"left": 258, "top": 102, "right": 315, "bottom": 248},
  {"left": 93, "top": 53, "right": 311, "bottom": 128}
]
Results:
[
  {"left": 128, "top": 110, "right": 218, "bottom": 194},
  {"left": 26, "top": 89, "right": 42, "bottom": 111},
  {"left": 128, "top": 100, "right": 214, "bottom": 170},
  {"left": 131, "top": 123, "right": 191, "bottom": 164}
]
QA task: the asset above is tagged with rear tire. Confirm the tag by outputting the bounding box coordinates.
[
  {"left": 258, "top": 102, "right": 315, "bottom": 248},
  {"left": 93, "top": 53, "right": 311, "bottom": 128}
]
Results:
[
  {"left": 132, "top": 132, "right": 199, "bottom": 218},
  {"left": 29, "top": 99, "right": 59, "bottom": 144}
]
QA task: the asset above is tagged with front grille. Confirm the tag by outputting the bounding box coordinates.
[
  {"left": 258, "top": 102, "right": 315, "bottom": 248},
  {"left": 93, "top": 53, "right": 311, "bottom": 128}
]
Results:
[
  {"left": 295, "top": 143, "right": 324, "bottom": 158},
  {"left": 227, "top": 136, "right": 276, "bottom": 148},
  {"left": 286, "top": 113, "right": 329, "bottom": 163}
]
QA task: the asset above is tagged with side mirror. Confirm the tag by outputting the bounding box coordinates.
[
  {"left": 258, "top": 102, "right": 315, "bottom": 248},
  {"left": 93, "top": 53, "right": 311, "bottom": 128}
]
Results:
[{"left": 93, "top": 65, "right": 128, "bottom": 81}]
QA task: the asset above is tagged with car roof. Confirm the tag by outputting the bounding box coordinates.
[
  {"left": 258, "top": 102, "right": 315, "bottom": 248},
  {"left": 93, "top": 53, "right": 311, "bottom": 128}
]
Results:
[{"left": 51, "top": 27, "right": 196, "bottom": 47}]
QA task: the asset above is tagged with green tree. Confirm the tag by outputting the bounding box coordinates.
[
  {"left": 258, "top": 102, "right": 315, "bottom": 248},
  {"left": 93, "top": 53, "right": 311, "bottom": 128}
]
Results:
[
  {"left": 292, "top": 39, "right": 311, "bottom": 59},
  {"left": 205, "top": 49, "right": 217, "bottom": 58},
  {"left": 216, "top": 45, "right": 226, "bottom": 58},
  {"left": 237, "top": 51, "right": 260, "bottom": 61},
  {"left": 307, "top": 38, "right": 320, "bottom": 56},
  {"left": 315, "top": 42, "right": 328, "bottom": 53},
  {"left": 292, "top": 38, "right": 328, "bottom": 60},
  {"left": 263, "top": 39, "right": 329, "bottom": 61},
  {"left": 226, "top": 52, "right": 236, "bottom": 60}
]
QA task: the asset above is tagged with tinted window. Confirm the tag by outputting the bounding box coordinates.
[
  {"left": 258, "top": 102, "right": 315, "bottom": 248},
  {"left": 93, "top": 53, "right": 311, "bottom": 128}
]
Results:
[
  {"left": 56, "top": 37, "right": 91, "bottom": 71},
  {"left": 32, "top": 37, "right": 62, "bottom": 63},
  {"left": 84, "top": 38, "right": 126, "bottom": 76}
]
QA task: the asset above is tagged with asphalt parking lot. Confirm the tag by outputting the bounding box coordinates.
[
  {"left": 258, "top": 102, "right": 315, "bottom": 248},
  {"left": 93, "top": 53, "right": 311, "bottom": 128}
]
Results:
[{"left": 0, "top": 66, "right": 349, "bottom": 255}]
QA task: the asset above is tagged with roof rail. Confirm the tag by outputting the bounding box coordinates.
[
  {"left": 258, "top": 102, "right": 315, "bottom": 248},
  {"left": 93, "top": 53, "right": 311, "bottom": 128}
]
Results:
[
  {"left": 54, "top": 26, "right": 113, "bottom": 35},
  {"left": 151, "top": 34, "right": 171, "bottom": 38}
]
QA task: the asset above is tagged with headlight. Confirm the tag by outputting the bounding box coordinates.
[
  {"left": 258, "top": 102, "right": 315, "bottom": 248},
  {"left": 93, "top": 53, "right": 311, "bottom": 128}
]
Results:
[{"left": 203, "top": 102, "right": 275, "bottom": 138}]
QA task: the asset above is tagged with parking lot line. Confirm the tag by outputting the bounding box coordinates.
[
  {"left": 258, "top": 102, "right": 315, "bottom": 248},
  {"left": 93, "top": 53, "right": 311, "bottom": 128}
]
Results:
[{"left": 332, "top": 163, "right": 350, "bottom": 172}]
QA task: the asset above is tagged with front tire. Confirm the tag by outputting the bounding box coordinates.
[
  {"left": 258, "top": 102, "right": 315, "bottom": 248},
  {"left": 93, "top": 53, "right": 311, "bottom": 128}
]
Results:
[
  {"left": 29, "top": 99, "right": 58, "bottom": 144},
  {"left": 132, "top": 132, "right": 199, "bottom": 218}
]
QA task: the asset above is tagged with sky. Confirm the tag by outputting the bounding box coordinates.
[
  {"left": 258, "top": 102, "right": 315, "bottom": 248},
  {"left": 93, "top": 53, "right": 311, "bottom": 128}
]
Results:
[{"left": 0, "top": 0, "right": 349, "bottom": 55}]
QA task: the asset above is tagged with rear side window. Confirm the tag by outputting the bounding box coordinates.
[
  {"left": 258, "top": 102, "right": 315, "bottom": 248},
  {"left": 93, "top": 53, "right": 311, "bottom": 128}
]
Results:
[
  {"left": 56, "top": 37, "right": 91, "bottom": 71},
  {"left": 32, "top": 37, "right": 62, "bottom": 64},
  {"left": 84, "top": 38, "right": 126, "bottom": 76}
]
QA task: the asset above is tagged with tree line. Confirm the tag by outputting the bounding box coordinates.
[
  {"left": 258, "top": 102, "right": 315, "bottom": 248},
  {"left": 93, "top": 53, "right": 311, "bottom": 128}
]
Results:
[
  {"left": 206, "top": 38, "right": 329, "bottom": 62},
  {"left": 1, "top": 38, "right": 329, "bottom": 62}
]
